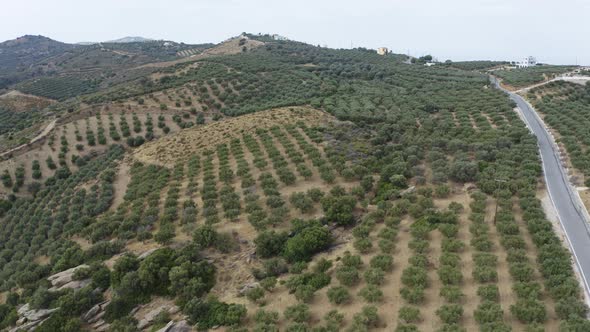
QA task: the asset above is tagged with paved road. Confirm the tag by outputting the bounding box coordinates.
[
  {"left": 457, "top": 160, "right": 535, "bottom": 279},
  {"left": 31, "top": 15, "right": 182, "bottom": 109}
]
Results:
[{"left": 491, "top": 76, "right": 590, "bottom": 302}]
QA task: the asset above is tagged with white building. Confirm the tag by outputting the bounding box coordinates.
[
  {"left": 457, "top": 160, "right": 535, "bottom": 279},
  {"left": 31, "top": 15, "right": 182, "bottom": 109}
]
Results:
[
  {"left": 377, "top": 47, "right": 389, "bottom": 56},
  {"left": 517, "top": 56, "right": 537, "bottom": 68},
  {"left": 271, "top": 34, "right": 288, "bottom": 41}
]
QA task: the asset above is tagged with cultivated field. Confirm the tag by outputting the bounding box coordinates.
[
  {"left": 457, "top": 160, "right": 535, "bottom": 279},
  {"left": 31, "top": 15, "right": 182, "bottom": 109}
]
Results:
[{"left": 0, "top": 35, "right": 587, "bottom": 332}]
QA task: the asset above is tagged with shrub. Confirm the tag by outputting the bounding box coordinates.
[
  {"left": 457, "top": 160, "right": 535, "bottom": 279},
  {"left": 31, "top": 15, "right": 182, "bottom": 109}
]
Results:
[
  {"left": 284, "top": 304, "right": 310, "bottom": 323},
  {"left": 260, "top": 277, "right": 277, "bottom": 291},
  {"left": 353, "top": 238, "right": 372, "bottom": 253},
  {"left": 321, "top": 195, "right": 357, "bottom": 226},
  {"left": 255, "top": 231, "right": 288, "bottom": 258},
  {"left": 477, "top": 285, "right": 500, "bottom": 302},
  {"left": 294, "top": 284, "right": 315, "bottom": 303},
  {"left": 327, "top": 286, "right": 351, "bottom": 305},
  {"left": 245, "top": 286, "right": 265, "bottom": 303},
  {"left": 398, "top": 306, "right": 421, "bottom": 323},
  {"left": 351, "top": 305, "right": 380, "bottom": 328},
  {"left": 439, "top": 224, "right": 459, "bottom": 238},
  {"left": 438, "top": 266, "right": 463, "bottom": 285},
  {"left": 473, "top": 266, "right": 498, "bottom": 283},
  {"left": 307, "top": 188, "right": 324, "bottom": 202},
  {"left": 341, "top": 252, "right": 363, "bottom": 268},
  {"left": 555, "top": 297, "right": 588, "bottom": 320},
  {"left": 512, "top": 282, "right": 542, "bottom": 299},
  {"left": 510, "top": 299, "right": 546, "bottom": 324},
  {"left": 370, "top": 254, "right": 393, "bottom": 271},
  {"left": 401, "top": 286, "right": 425, "bottom": 304},
  {"left": 402, "top": 266, "right": 428, "bottom": 287},
  {"left": 436, "top": 304, "right": 463, "bottom": 324},
  {"left": 441, "top": 239, "right": 464, "bottom": 252},
  {"left": 364, "top": 268, "right": 385, "bottom": 285},
  {"left": 379, "top": 239, "right": 395, "bottom": 253},
  {"left": 335, "top": 266, "right": 359, "bottom": 287},
  {"left": 283, "top": 224, "right": 331, "bottom": 262},
  {"left": 358, "top": 285, "right": 383, "bottom": 303},
  {"left": 474, "top": 301, "right": 503, "bottom": 324},
  {"left": 253, "top": 309, "right": 279, "bottom": 325},
  {"left": 290, "top": 192, "right": 314, "bottom": 213},
  {"left": 313, "top": 258, "right": 333, "bottom": 273},
  {"left": 440, "top": 286, "right": 464, "bottom": 303}
]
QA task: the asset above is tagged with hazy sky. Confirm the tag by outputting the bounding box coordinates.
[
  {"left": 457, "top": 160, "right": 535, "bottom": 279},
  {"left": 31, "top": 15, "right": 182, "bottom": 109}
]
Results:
[{"left": 2, "top": 0, "right": 589, "bottom": 65}]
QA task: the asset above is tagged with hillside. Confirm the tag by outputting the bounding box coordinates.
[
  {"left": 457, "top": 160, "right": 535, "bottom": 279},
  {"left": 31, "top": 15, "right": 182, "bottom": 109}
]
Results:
[
  {"left": 0, "top": 35, "right": 75, "bottom": 90},
  {"left": 0, "top": 35, "right": 213, "bottom": 95},
  {"left": 105, "top": 37, "right": 154, "bottom": 43},
  {"left": 0, "top": 33, "right": 588, "bottom": 332}
]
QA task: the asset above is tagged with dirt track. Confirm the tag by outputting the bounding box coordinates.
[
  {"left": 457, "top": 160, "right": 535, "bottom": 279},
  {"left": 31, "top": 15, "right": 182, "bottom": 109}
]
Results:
[{"left": 0, "top": 119, "right": 56, "bottom": 158}]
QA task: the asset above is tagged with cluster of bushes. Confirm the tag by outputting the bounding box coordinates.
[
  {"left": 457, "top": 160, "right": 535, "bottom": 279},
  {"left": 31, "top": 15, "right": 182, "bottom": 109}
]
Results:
[
  {"left": 156, "top": 163, "right": 186, "bottom": 243},
  {"left": 435, "top": 207, "right": 465, "bottom": 328},
  {"left": 530, "top": 81, "right": 590, "bottom": 186},
  {"left": 270, "top": 126, "right": 313, "bottom": 179},
  {"left": 214, "top": 144, "right": 241, "bottom": 221},
  {"left": 229, "top": 138, "right": 255, "bottom": 189},
  {"left": 518, "top": 192, "right": 590, "bottom": 330},
  {"left": 157, "top": 114, "right": 171, "bottom": 134},
  {"left": 144, "top": 113, "right": 154, "bottom": 140},
  {"left": 0, "top": 145, "right": 124, "bottom": 291},
  {"left": 172, "top": 113, "right": 194, "bottom": 129},
  {"left": 462, "top": 191, "right": 511, "bottom": 331},
  {"left": 90, "top": 162, "right": 170, "bottom": 242},
  {"left": 284, "top": 261, "right": 331, "bottom": 303},
  {"left": 201, "top": 154, "right": 220, "bottom": 224},
  {"left": 119, "top": 113, "right": 131, "bottom": 138},
  {"left": 284, "top": 124, "right": 337, "bottom": 183},
  {"left": 395, "top": 207, "right": 446, "bottom": 330},
  {"left": 490, "top": 192, "right": 547, "bottom": 325},
  {"left": 254, "top": 219, "right": 331, "bottom": 264},
  {"left": 258, "top": 172, "right": 288, "bottom": 226},
  {"left": 105, "top": 247, "right": 221, "bottom": 327},
  {"left": 132, "top": 113, "right": 142, "bottom": 133},
  {"left": 107, "top": 113, "right": 120, "bottom": 141},
  {"left": 181, "top": 155, "right": 200, "bottom": 224},
  {"left": 256, "top": 129, "right": 297, "bottom": 185},
  {"left": 96, "top": 114, "right": 107, "bottom": 145}
]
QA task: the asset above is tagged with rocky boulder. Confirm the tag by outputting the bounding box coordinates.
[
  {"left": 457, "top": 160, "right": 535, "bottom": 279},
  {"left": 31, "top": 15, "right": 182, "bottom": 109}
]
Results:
[
  {"left": 47, "top": 264, "right": 89, "bottom": 288},
  {"left": 137, "top": 304, "right": 180, "bottom": 330},
  {"left": 156, "top": 320, "right": 191, "bottom": 332}
]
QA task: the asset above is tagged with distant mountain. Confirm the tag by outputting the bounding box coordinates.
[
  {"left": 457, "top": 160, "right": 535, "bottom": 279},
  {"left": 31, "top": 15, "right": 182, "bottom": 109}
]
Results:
[
  {"left": 105, "top": 36, "right": 154, "bottom": 43},
  {"left": 0, "top": 35, "right": 75, "bottom": 89},
  {"left": 0, "top": 34, "right": 213, "bottom": 93}
]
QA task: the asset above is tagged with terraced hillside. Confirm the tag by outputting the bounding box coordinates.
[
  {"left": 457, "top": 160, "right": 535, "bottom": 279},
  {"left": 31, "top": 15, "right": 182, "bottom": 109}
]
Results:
[{"left": 0, "top": 35, "right": 587, "bottom": 332}]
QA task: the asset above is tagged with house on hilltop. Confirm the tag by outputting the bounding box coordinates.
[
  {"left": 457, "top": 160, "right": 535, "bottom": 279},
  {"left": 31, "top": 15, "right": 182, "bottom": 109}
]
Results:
[
  {"left": 517, "top": 56, "right": 537, "bottom": 68},
  {"left": 377, "top": 47, "right": 389, "bottom": 55}
]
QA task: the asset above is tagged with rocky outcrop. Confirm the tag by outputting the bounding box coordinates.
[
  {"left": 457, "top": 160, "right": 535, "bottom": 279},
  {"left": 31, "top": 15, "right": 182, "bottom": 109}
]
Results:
[
  {"left": 138, "top": 248, "right": 158, "bottom": 260},
  {"left": 137, "top": 304, "right": 180, "bottom": 330},
  {"left": 156, "top": 320, "right": 191, "bottom": 332},
  {"left": 47, "top": 264, "right": 90, "bottom": 292},
  {"left": 9, "top": 304, "right": 59, "bottom": 331},
  {"left": 82, "top": 300, "right": 110, "bottom": 324},
  {"left": 238, "top": 282, "right": 260, "bottom": 296}
]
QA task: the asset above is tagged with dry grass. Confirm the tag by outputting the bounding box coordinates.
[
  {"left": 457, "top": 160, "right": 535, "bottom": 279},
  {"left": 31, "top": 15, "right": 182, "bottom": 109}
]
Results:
[
  {"left": 133, "top": 106, "right": 333, "bottom": 167},
  {"left": 0, "top": 90, "right": 54, "bottom": 112}
]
